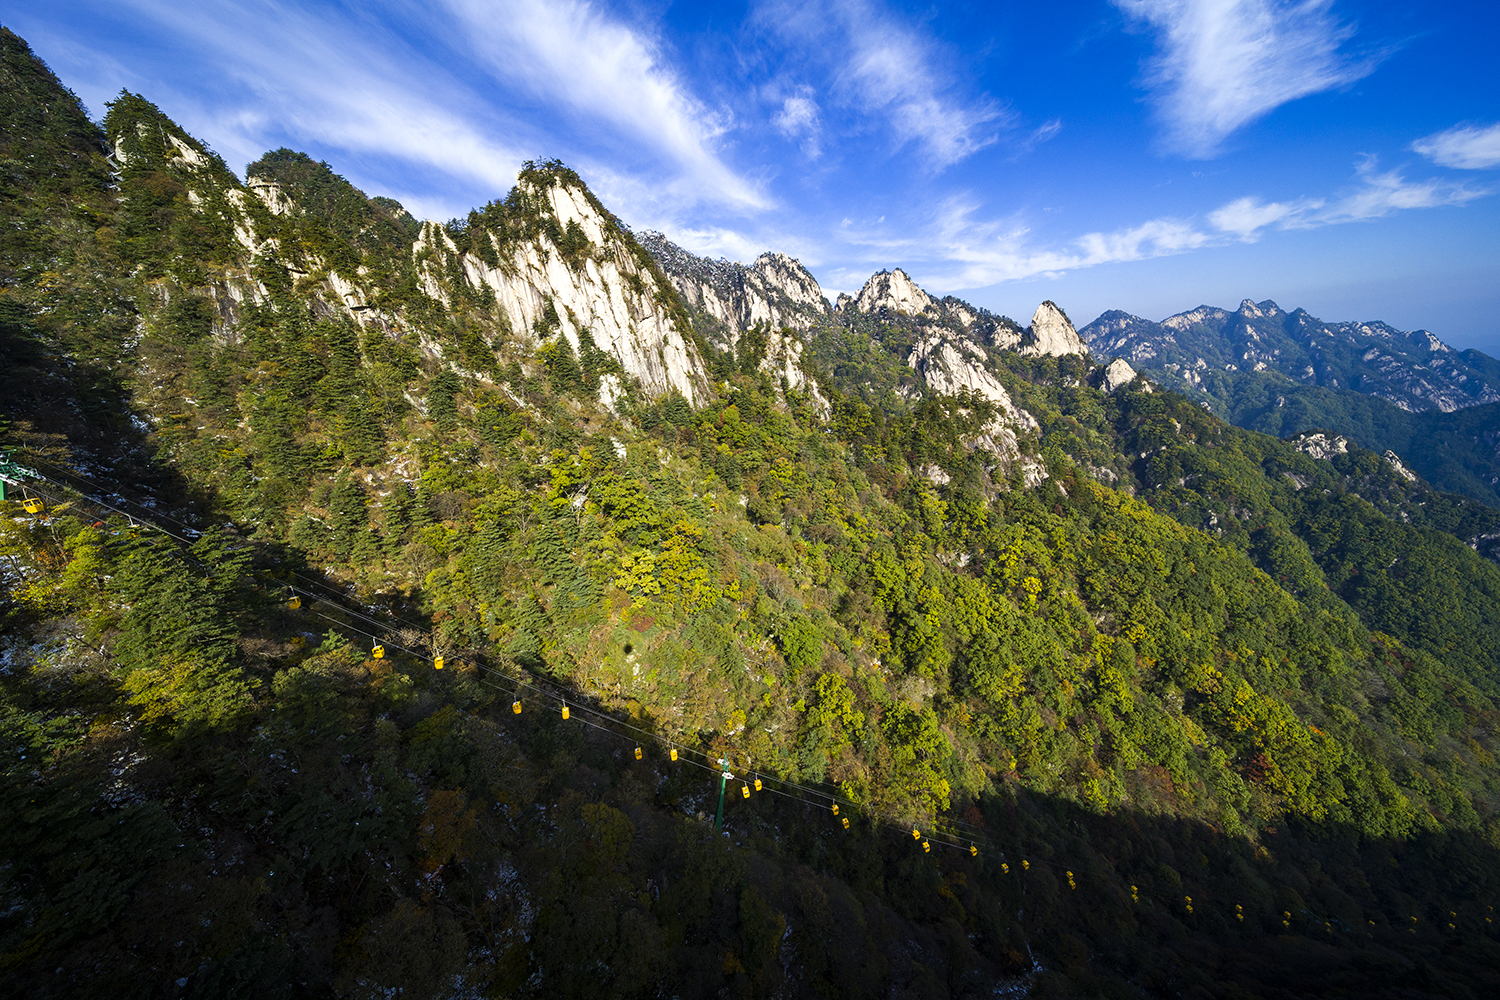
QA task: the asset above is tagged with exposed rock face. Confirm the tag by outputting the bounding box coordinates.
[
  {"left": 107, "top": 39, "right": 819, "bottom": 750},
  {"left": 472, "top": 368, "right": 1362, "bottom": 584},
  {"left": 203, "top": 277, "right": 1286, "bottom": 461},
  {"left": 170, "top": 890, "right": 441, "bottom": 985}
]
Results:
[
  {"left": 1021, "top": 301, "right": 1087, "bottom": 357},
  {"left": 839, "top": 269, "right": 1029, "bottom": 353},
  {"left": 1294, "top": 432, "right": 1350, "bottom": 461},
  {"left": 449, "top": 181, "right": 709, "bottom": 405},
  {"left": 848, "top": 268, "right": 937, "bottom": 317},
  {"left": 756, "top": 253, "right": 827, "bottom": 313},
  {"left": 904, "top": 329, "right": 1040, "bottom": 476},
  {"left": 1383, "top": 450, "right": 1418, "bottom": 482},
  {"left": 1079, "top": 298, "right": 1500, "bottom": 413},
  {"left": 758, "top": 329, "right": 830, "bottom": 418},
  {"left": 636, "top": 231, "right": 830, "bottom": 346},
  {"left": 907, "top": 333, "right": 1036, "bottom": 430},
  {"left": 636, "top": 232, "right": 836, "bottom": 413},
  {"left": 245, "top": 173, "right": 709, "bottom": 407},
  {"left": 120, "top": 118, "right": 716, "bottom": 414},
  {"left": 1101, "top": 358, "right": 1140, "bottom": 393}
]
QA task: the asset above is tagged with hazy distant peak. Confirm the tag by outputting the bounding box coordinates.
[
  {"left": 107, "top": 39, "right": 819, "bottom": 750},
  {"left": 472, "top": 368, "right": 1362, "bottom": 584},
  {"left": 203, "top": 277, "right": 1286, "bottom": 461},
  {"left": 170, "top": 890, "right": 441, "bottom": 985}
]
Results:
[
  {"left": 1079, "top": 297, "right": 1500, "bottom": 415},
  {"left": 1237, "top": 298, "right": 1282, "bottom": 319}
]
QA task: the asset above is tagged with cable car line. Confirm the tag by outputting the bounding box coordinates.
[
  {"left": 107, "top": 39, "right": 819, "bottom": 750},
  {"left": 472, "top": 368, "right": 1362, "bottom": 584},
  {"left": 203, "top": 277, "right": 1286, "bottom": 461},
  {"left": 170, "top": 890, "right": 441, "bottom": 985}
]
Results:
[
  {"left": 16, "top": 481, "right": 175, "bottom": 541},
  {"left": 20, "top": 455, "right": 208, "bottom": 536},
  {"left": 14, "top": 463, "right": 1500, "bottom": 931},
  {"left": 240, "top": 568, "right": 1004, "bottom": 855},
  {"left": 11, "top": 462, "right": 1011, "bottom": 838},
  {"left": 19, "top": 459, "right": 203, "bottom": 536},
  {"left": 299, "top": 581, "right": 991, "bottom": 852},
  {"left": 12, "top": 463, "right": 1120, "bottom": 858},
  {"left": 17, "top": 471, "right": 1002, "bottom": 855}
]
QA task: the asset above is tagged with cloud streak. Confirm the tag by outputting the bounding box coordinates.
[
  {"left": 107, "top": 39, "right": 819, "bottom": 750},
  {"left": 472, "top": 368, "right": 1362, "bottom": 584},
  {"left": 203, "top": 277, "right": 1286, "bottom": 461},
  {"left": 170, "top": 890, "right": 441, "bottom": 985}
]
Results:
[
  {"left": 1115, "top": 0, "right": 1378, "bottom": 158},
  {"left": 441, "top": 0, "right": 767, "bottom": 211},
  {"left": 1412, "top": 122, "right": 1500, "bottom": 170},
  {"left": 46, "top": 0, "right": 534, "bottom": 219},
  {"left": 754, "top": 0, "right": 1007, "bottom": 169},
  {"left": 836, "top": 157, "right": 1488, "bottom": 291},
  {"left": 28, "top": 0, "right": 766, "bottom": 223},
  {"left": 771, "top": 86, "right": 822, "bottom": 158}
]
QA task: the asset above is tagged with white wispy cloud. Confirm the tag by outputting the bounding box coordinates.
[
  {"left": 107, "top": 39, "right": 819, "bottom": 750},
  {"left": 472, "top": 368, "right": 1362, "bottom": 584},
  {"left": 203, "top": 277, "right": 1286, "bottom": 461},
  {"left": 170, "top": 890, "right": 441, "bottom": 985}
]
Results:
[
  {"left": 819, "top": 197, "right": 1206, "bottom": 291},
  {"left": 772, "top": 86, "right": 822, "bottom": 158},
  {"left": 1031, "top": 120, "right": 1064, "bottom": 145},
  {"left": 754, "top": 0, "right": 1007, "bottom": 169},
  {"left": 1115, "top": 0, "right": 1378, "bottom": 158},
  {"left": 1208, "top": 195, "right": 1317, "bottom": 236},
  {"left": 30, "top": 0, "right": 764, "bottom": 223},
  {"left": 441, "top": 0, "right": 767, "bottom": 211},
  {"left": 52, "top": 0, "right": 530, "bottom": 218},
  {"left": 1212, "top": 157, "right": 1486, "bottom": 237},
  {"left": 1412, "top": 122, "right": 1500, "bottom": 170},
  {"left": 829, "top": 156, "right": 1489, "bottom": 290}
]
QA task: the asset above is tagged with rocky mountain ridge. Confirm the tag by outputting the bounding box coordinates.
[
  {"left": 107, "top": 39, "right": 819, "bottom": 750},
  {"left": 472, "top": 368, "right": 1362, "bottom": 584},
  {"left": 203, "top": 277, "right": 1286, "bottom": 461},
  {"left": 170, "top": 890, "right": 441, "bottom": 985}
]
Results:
[
  {"left": 641, "top": 244, "right": 1094, "bottom": 478},
  {"left": 634, "top": 231, "right": 832, "bottom": 349},
  {"left": 110, "top": 106, "right": 713, "bottom": 412},
  {"left": 1080, "top": 297, "right": 1500, "bottom": 414},
  {"left": 9, "top": 29, "right": 1500, "bottom": 998},
  {"left": 1078, "top": 297, "right": 1500, "bottom": 504}
]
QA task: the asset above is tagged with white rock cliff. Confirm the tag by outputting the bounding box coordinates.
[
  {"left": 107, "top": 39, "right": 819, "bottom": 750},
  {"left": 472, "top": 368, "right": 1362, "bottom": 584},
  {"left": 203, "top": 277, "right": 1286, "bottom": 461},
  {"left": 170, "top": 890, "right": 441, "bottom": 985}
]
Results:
[
  {"left": 1021, "top": 301, "right": 1087, "bottom": 357},
  {"left": 636, "top": 232, "right": 831, "bottom": 346}
]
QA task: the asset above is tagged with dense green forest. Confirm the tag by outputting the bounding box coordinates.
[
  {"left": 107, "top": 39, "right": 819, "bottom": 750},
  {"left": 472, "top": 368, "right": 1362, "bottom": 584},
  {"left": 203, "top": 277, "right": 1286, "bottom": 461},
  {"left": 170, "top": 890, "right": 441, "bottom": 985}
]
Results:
[
  {"left": 1129, "top": 365, "right": 1500, "bottom": 509},
  {"left": 5, "top": 27, "right": 1500, "bottom": 998}
]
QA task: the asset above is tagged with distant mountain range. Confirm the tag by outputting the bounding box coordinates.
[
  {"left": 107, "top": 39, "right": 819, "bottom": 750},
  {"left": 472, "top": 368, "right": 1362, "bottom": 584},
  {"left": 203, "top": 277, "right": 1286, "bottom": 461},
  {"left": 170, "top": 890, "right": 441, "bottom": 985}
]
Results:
[
  {"left": 1081, "top": 298, "right": 1500, "bottom": 413},
  {"left": 1078, "top": 300, "right": 1500, "bottom": 505}
]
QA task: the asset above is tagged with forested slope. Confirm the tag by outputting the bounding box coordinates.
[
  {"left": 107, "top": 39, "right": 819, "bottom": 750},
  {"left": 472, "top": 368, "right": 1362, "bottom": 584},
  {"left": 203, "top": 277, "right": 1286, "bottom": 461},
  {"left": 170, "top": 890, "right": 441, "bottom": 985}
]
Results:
[{"left": 4, "top": 28, "right": 1500, "bottom": 998}]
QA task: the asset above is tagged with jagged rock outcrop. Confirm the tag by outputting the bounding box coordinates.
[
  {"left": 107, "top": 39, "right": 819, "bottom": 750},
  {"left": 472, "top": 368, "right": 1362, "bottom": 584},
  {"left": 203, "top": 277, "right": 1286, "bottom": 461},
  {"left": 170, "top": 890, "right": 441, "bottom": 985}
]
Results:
[
  {"left": 637, "top": 231, "right": 830, "bottom": 347},
  {"left": 902, "top": 329, "right": 1041, "bottom": 481},
  {"left": 846, "top": 268, "right": 936, "bottom": 317},
  {"left": 447, "top": 180, "right": 710, "bottom": 406},
  {"left": 1293, "top": 432, "right": 1350, "bottom": 461},
  {"left": 758, "top": 329, "right": 830, "bottom": 417},
  {"left": 839, "top": 271, "right": 1080, "bottom": 362},
  {"left": 1383, "top": 450, "right": 1418, "bottom": 482},
  {"left": 1021, "top": 301, "right": 1087, "bottom": 357},
  {"left": 907, "top": 332, "right": 1036, "bottom": 429},
  {"left": 135, "top": 131, "right": 712, "bottom": 409},
  {"left": 1101, "top": 358, "right": 1141, "bottom": 393}
]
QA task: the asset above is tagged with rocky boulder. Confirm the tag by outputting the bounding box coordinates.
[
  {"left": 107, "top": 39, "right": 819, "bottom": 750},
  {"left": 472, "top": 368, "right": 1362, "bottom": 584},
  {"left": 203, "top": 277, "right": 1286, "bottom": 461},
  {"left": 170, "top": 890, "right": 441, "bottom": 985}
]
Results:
[{"left": 1101, "top": 358, "right": 1142, "bottom": 393}]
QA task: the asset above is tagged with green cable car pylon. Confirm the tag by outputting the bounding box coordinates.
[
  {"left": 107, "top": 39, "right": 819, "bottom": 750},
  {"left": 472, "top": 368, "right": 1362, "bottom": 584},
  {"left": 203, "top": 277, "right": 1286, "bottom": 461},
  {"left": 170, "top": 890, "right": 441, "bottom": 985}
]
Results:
[
  {"left": 716, "top": 758, "right": 733, "bottom": 830},
  {"left": 0, "top": 452, "right": 41, "bottom": 504}
]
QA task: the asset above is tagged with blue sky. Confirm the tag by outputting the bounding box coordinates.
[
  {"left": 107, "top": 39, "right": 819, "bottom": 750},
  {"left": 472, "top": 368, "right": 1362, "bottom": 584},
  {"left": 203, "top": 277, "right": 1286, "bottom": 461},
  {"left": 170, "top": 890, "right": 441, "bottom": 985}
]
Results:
[{"left": 9, "top": 1, "right": 1500, "bottom": 351}]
